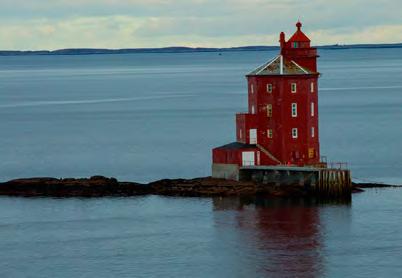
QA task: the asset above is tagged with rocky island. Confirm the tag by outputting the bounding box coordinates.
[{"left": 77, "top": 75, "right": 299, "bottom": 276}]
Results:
[{"left": 0, "top": 176, "right": 396, "bottom": 198}]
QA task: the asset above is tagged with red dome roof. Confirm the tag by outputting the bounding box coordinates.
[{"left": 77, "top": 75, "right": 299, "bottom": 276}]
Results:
[{"left": 288, "top": 21, "right": 311, "bottom": 42}]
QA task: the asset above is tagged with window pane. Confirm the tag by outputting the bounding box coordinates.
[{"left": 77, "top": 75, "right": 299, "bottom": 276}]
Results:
[
  {"left": 291, "top": 83, "right": 297, "bottom": 93},
  {"left": 311, "top": 102, "right": 315, "bottom": 116},
  {"left": 267, "top": 129, "right": 273, "bottom": 138},
  {"left": 267, "top": 84, "right": 272, "bottom": 93},
  {"left": 267, "top": 104, "right": 272, "bottom": 117},
  {"left": 292, "top": 103, "right": 297, "bottom": 117}
]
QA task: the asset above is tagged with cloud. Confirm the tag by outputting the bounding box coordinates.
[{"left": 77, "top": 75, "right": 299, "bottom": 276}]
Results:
[
  {"left": 312, "top": 25, "right": 402, "bottom": 45},
  {"left": 0, "top": 0, "right": 400, "bottom": 49}
]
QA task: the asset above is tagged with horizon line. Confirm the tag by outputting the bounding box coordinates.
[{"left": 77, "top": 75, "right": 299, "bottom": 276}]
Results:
[{"left": 0, "top": 42, "right": 401, "bottom": 55}]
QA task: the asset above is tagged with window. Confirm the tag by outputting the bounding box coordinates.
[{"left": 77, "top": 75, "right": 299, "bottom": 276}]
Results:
[
  {"left": 311, "top": 82, "right": 315, "bottom": 93},
  {"left": 291, "top": 83, "right": 297, "bottom": 93},
  {"left": 291, "top": 103, "right": 297, "bottom": 117},
  {"left": 293, "top": 42, "right": 298, "bottom": 48},
  {"left": 267, "top": 129, "right": 273, "bottom": 138},
  {"left": 251, "top": 105, "right": 255, "bottom": 114},
  {"left": 242, "top": 151, "right": 255, "bottom": 166},
  {"left": 251, "top": 84, "right": 254, "bottom": 94},
  {"left": 311, "top": 102, "right": 315, "bottom": 117},
  {"left": 311, "top": 127, "right": 315, "bottom": 138},
  {"left": 267, "top": 83, "right": 273, "bottom": 93},
  {"left": 308, "top": 148, "right": 315, "bottom": 159},
  {"left": 267, "top": 104, "right": 272, "bottom": 117},
  {"left": 292, "top": 128, "right": 298, "bottom": 139},
  {"left": 239, "top": 129, "right": 242, "bottom": 139},
  {"left": 249, "top": 129, "right": 257, "bottom": 144}
]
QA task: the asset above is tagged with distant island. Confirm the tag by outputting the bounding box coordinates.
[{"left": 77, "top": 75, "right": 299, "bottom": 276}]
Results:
[{"left": 1, "top": 43, "right": 402, "bottom": 56}]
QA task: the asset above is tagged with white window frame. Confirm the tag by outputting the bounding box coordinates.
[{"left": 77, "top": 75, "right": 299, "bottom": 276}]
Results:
[
  {"left": 242, "top": 151, "right": 255, "bottom": 166},
  {"left": 311, "top": 102, "right": 315, "bottom": 117},
  {"left": 311, "top": 127, "right": 315, "bottom": 138},
  {"left": 249, "top": 129, "right": 257, "bottom": 144},
  {"left": 267, "top": 83, "right": 273, "bottom": 93},
  {"left": 292, "top": 128, "right": 298, "bottom": 139},
  {"left": 291, "top": 103, "right": 297, "bottom": 117},
  {"left": 251, "top": 105, "right": 255, "bottom": 114},
  {"left": 267, "top": 104, "right": 272, "bottom": 117},
  {"left": 267, "top": 129, "right": 273, "bottom": 138},
  {"left": 291, "top": 83, "right": 297, "bottom": 93},
  {"left": 311, "top": 82, "right": 315, "bottom": 93}
]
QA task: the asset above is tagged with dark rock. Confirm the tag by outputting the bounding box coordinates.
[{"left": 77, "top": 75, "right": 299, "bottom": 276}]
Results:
[
  {"left": 0, "top": 176, "right": 262, "bottom": 198},
  {"left": 0, "top": 176, "right": 151, "bottom": 197},
  {"left": 149, "top": 177, "right": 258, "bottom": 197},
  {"left": 352, "top": 187, "right": 365, "bottom": 193},
  {"left": 352, "top": 182, "right": 401, "bottom": 188},
  {"left": 0, "top": 176, "right": 396, "bottom": 198}
]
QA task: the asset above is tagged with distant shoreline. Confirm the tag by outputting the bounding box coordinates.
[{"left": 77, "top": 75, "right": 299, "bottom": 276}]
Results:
[{"left": 1, "top": 43, "right": 402, "bottom": 56}]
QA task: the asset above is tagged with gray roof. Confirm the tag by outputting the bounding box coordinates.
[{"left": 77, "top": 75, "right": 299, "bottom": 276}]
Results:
[
  {"left": 247, "top": 55, "right": 313, "bottom": 76},
  {"left": 215, "top": 142, "right": 257, "bottom": 150}
]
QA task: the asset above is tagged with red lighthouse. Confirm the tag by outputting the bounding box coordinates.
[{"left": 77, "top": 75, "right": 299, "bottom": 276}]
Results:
[{"left": 212, "top": 22, "right": 321, "bottom": 180}]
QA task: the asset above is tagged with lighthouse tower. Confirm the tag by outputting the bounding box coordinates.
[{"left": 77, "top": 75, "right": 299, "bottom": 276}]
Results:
[{"left": 212, "top": 22, "right": 321, "bottom": 180}]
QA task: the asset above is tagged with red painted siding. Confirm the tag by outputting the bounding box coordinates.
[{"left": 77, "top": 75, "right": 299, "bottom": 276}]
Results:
[
  {"left": 213, "top": 22, "right": 321, "bottom": 167},
  {"left": 236, "top": 113, "right": 257, "bottom": 144}
]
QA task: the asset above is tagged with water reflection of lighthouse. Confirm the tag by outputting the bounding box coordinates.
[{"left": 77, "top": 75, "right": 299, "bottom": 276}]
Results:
[{"left": 212, "top": 197, "right": 328, "bottom": 278}]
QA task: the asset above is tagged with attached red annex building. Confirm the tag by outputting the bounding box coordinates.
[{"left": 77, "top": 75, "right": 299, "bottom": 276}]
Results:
[{"left": 212, "top": 22, "right": 321, "bottom": 180}]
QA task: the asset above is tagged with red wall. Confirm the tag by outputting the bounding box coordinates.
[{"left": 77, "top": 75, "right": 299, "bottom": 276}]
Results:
[
  {"left": 236, "top": 113, "right": 257, "bottom": 144},
  {"left": 212, "top": 148, "right": 240, "bottom": 164},
  {"left": 246, "top": 74, "right": 320, "bottom": 166},
  {"left": 281, "top": 48, "right": 318, "bottom": 72},
  {"left": 212, "top": 147, "right": 260, "bottom": 166}
]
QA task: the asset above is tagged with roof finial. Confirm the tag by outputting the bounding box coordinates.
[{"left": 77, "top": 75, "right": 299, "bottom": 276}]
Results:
[{"left": 296, "top": 21, "right": 302, "bottom": 31}]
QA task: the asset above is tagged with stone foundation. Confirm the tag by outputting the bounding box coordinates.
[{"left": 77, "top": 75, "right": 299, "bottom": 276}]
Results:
[{"left": 212, "top": 163, "right": 240, "bottom": 181}]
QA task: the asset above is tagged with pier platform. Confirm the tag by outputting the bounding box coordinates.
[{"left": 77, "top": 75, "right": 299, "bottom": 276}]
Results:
[{"left": 212, "top": 164, "right": 352, "bottom": 198}]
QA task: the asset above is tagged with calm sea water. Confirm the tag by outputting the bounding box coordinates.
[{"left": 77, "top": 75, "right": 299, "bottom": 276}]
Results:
[
  {"left": 0, "top": 49, "right": 402, "bottom": 277},
  {"left": 1, "top": 190, "right": 402, "bottom": 278},
  {"left": 0, "top": 49, "right": 401, "bottom": 184}
]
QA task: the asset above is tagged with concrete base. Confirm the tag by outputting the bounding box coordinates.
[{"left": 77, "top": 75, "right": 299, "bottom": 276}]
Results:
[
  {"left": 240, "top": 168, "right": 318, "bottom": 187},
  {"left": 212, "top": 164, "right": 352, "bottom": 197},
  {"left": 212, "top": 163, "right": 240, "bottom": 181},
  {"left": 212, "top": 164, "right": 318, "bottom": 185}
]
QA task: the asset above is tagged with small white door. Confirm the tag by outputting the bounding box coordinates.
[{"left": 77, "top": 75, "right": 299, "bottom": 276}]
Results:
[
  {"left": 242, "top": 151, "right": 255, "bottom": 166},
  {"left": 249, "top": 129, "right": 257, "bottom": 144}
]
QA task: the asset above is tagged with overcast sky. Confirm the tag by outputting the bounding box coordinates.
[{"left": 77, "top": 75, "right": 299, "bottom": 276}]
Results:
[{"left": 0, "top": 0, "right": 401, "bottom": 50}]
